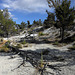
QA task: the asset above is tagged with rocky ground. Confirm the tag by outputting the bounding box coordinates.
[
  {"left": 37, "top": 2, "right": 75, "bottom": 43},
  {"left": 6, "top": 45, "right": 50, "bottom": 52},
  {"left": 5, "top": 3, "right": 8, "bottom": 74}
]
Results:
[
  {"left": 0, "top": 43, "right": 75, "bottom": 75},
  {"left": 0, "top": 52, "right": 36, "bottom": 75},
  {"left": 0, "top": 27, "right": 75, "bottom": 75}
]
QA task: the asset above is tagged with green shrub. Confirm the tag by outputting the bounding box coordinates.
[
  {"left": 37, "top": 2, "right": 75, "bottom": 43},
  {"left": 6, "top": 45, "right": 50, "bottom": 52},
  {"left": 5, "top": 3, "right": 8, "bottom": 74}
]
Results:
[
  {"left": 0, "top": 38, "right": 3, "bottom": 42},
  {"left": 5, "top": 40, "right": 11, "bottom": 47},
  {"left": 40, "top": 50, "right": 44, "bottom": 69},
  {"left": 24, "top": 31, "right": 26, "bottom": 33},
  {"left": 21, "top": 40, "right": 26, "bottom": 44},
  {"left": 16, "top": 44, "right": 22, "bottom": 48},
  {"left": 7, "top": 40, "right": 11, "bottom": 44},
  {"left": 38, "top": 32, "right": 44, "bottom": 36},
  {"left": 53, "top": 41, "right": 59, "bottom": 45}
]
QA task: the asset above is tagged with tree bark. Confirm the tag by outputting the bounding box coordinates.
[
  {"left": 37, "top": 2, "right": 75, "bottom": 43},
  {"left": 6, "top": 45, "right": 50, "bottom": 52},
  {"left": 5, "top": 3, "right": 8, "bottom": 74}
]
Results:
[
  {"left": 61, "top": 26, "right": 64, "bottom": 42},
  {"left": 60, "top": 27, "right": 62, "bottom": 38}
]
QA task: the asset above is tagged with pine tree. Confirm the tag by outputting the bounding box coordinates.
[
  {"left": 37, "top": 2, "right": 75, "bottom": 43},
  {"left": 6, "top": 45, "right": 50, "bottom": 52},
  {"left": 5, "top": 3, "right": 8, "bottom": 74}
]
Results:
[
  {"left": 47, "top": 0, "right": 75, "bottom": 42},
  {"left": 44, "top": 11, "right": 55, "bottom": 28},
  {"left": 21, "top": 21, "right": 26, "bottom": 30},
  {"left": 0, "top": 8, "right": 17, "bottom": 37},
  {"left": 55, "top": 0, "right": 75, "bottom": 41}
]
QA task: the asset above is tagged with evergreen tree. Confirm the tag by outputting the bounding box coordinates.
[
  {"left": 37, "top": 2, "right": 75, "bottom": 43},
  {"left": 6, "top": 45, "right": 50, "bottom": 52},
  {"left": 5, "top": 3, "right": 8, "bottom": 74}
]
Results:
[
  {"left": 44, "top": 11, "right": 55, "bottom": 28},
  {"left": 38, "top": 19, "right": 42, "bottom": 26},
  {"left": 4, "top": 19, "right": 15, "bottom": 37},
  {"left": 21, "top": 21, "right": 26, "bottom": 30},
  {"left": 0, "top": 10, "right": 5, "bottom": 36},
  {"left": 0, "top": 8, "right": 17, "bottom": 37},
  {"left": 3, "top": 8, "right": 10, "bottom": 19},
  {"left": 47, "top": 0, "right": 75, "bottom": 42},
  {"left": 27, "top": 20, "right": 31, "bottom": 28},
  {"left": 27, "top": 20, "right": 30, "bottom": 25},
  {"left": 33, "top": 20, "right": 36, "bottom": 25},
  {"left": 55, "top": 0, "right": 75, "bottom": 41}
]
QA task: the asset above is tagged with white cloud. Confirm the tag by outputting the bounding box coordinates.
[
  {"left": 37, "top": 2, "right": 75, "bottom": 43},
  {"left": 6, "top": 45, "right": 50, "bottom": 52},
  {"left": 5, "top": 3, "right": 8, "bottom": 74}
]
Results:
[
  {"left": 1, "top": 9, "right": 3, "bottom": 11},
  {"left": 1, "top": 0, "right": 51, "bottom": 13},
  {"left": 9, "top": 12, "right": 14, "bottom": 17},
  {"left": 2, "top": 4, "right": 10, "bottom": 8},
  {"left": 13, "top": 18, "right": 18, "bottom": 20},
  {"left": 8, "top": 12, "right": 18, "bottom": 20}
]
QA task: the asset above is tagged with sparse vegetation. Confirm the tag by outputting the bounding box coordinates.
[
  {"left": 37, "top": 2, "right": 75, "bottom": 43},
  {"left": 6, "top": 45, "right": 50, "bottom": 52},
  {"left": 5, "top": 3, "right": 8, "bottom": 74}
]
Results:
[
  {"left": 40, "top": 51, "right": 44, "bottom": 69},
  {"left": 7, "top": 40, "right": 11, "bottom": 44},
  {"left": 16, "top": 44, "right": 22, "bottom": 48},
  {"left": 21, "top": 40, "right": 26, "bottom": 44},
  {"left": 38, "top": 32, "right": 48, "bottom": 36},
  {"left": 53, "top": 41, "right": 59, "bottom": 45},
  {"left": 0, "top": 38, "right": 3, "bottom": 42},
  {"left": 23, "top": 43, "right": 28, "bottom": 47},
  {"left": 24, "top": 31, "right": 26, "bottom": 33},
  {"left": 0, "top": 0, "right": 75, "bottom": 75},
  {"left": 0, "top": 45, "right": 9, "bottom": 52},
  {"left": 38, "top": 32, "right": 44, "bottom": 36}
]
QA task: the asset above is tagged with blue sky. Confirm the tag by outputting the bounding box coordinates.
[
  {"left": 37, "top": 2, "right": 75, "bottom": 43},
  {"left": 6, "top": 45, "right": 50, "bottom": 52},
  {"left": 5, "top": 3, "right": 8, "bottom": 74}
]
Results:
[{"left": 0, "top": 0, "right": 75, "bottom": 24}]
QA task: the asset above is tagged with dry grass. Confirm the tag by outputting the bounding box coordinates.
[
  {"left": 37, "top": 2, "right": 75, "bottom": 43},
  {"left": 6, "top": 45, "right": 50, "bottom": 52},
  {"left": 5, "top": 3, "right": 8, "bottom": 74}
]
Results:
[
  {"left": 0, "top": 40, "right": 8, "bottom": 47},
  {"left": 0, "top": 46, "right": 9, "bottom": 52},
  {"left": 0, "top": 39, "right": 10, "bottom": 52}
]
